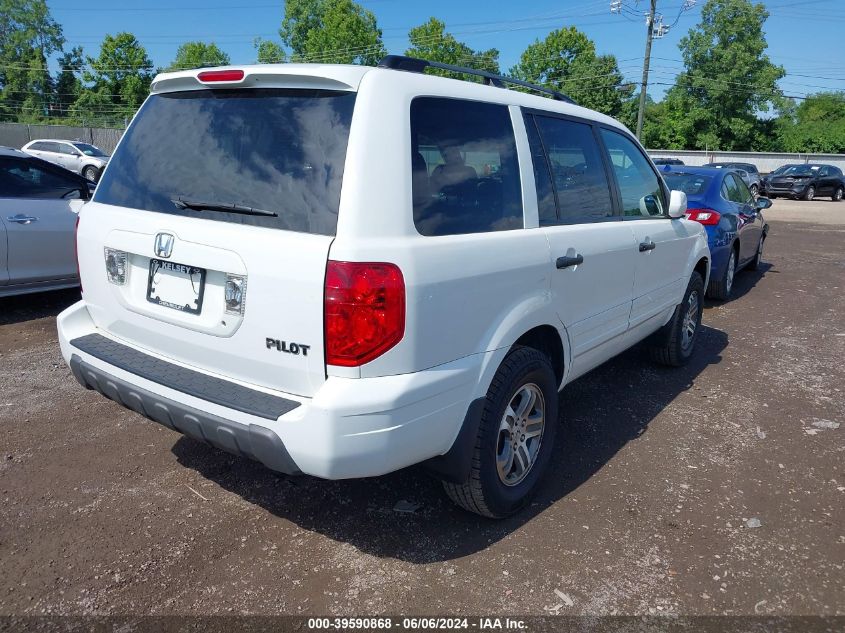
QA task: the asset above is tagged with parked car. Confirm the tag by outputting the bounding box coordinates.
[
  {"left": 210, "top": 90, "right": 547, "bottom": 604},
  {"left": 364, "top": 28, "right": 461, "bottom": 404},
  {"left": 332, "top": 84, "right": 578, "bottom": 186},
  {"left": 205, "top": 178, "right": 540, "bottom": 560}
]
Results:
[
  {"left": 760, "top": 164, "right": 796, "bottom": 194},
  {"left": 0, "top": 147, "right": 92, "bottom": 298},
  {"left": 764, "top": 164, "right": 845, "bottom": 201},
  {"left": 703, "top": 161, "right": 762, "bottom": 197},
  {"left": 21, "top": 139, "right": 109, "bottom": 182},
  {"left": 662, "top": 166, "right": 769, "bottom": 300},
  {"left": 57, "top": 57, "right": 710, "bottom": 518},
  {"left": 652, "top": 157, "right": 685, "bottom": 166}
]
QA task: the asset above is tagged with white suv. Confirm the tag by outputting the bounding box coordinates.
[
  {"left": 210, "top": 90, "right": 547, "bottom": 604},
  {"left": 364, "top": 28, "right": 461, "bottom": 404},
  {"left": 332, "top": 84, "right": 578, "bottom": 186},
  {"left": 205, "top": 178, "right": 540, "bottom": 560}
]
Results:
[{"left": 57, "top": 57, "right": 709, "bottom": 518}]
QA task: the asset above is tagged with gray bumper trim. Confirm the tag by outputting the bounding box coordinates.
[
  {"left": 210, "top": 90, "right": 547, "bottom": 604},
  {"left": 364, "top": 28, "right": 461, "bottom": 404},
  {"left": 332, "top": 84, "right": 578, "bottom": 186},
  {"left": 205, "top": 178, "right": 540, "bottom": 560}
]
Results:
[
  {"left": 70, "top": 333, "right": 300, "bottom": 420},
  {"left": 70, "top": 354, "right": 301, "bottom": 475}
]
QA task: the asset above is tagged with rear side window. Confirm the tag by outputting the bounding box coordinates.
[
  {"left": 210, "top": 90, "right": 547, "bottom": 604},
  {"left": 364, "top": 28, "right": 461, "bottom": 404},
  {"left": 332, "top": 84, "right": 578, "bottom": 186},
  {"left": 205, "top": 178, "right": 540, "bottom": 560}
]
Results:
[
  {"left": 411, "top": 97, "right": 523, "bottom": 236},
  {"left": 95, "top": 89, "right": 356, "bottom": 236},
  {"left": 600, "top": 129, "right": 666, "bottom": 218},
  {"left": 528, "top": 114, "right": 614, "bottom": 224},
  {"left": 0, "top": 158, "right": 81, "bottom": 198}
]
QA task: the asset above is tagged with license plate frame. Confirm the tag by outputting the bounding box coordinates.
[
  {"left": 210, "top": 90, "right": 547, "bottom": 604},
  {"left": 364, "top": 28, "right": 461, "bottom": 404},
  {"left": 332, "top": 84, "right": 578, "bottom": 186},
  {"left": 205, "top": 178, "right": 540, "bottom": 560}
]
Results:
[{"left": 146, "top": 259, "right": 207, "bottom": 315}]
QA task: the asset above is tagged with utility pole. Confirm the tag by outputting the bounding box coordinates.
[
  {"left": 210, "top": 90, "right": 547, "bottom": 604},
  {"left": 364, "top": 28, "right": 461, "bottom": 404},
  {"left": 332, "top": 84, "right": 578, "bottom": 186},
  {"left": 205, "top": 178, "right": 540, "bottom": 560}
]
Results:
[{"left": 636, "top": 0, "right": 658, "bottom": 140}]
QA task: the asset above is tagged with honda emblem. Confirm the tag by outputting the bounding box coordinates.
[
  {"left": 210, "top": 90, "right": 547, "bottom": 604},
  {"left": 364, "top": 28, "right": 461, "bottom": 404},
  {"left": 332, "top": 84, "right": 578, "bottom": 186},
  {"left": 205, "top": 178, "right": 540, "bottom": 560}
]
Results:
[{"left": 154, "top": 233, "right": 174, "bottom": 259}]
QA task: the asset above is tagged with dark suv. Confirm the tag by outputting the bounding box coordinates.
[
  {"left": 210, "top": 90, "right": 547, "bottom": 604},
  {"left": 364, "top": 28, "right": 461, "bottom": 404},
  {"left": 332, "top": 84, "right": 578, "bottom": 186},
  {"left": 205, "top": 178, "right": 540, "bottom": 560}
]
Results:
[{"left": 764, "top": 164, "right": 845, "bottom": 201}]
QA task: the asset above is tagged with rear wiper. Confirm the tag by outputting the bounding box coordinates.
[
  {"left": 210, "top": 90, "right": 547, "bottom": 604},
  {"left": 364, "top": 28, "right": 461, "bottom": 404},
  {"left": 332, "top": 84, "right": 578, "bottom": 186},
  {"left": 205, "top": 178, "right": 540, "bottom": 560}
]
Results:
[{"left": 171, "top": 197, "right": 278, "bottom": 217}]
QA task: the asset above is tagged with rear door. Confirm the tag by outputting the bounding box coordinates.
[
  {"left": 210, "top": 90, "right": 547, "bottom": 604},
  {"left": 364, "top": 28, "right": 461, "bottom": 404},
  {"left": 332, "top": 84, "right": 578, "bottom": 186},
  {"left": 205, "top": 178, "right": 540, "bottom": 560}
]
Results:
[
  {"left": 524, "top": 113, "right": 637, "bottom": 376},
  {"left": 598, "top": 128, "right": 696, "bottom": 332},
  {"left": 0, "top": 216, "right": 8, "bottom": 286},
  {"left": 723, "top": 173, "right": 759, "bottom": 263},
  {"left": 0, "top": 157, "right": 81, "bottom": 285},
  {"left": 80, "top": 86, "right": 358, "bottom": 397}
]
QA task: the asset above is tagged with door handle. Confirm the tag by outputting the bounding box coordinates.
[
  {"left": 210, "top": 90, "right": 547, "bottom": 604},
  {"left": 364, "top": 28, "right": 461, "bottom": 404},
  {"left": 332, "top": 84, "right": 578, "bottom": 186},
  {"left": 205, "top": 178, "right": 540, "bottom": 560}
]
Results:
[
  {"left": 556, "top": 254, "right": 584, "bottom": 269},
  {"left": 7, "top": 215, "right": 38, "bottom": 224},
  {"left": 639, "top": 240, "right": 656, "bottom": 252}
]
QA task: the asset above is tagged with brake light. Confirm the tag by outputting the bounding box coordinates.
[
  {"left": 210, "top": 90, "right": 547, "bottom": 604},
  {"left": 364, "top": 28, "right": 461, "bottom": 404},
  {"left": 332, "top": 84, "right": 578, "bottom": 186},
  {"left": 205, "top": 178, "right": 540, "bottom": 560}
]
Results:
[
  {"left": 686, "top": 208, "right": 721, "bottom": 225},
  {"left": 197, "top": 69, "right": 245, "bottom": 83},
  {"left": 75, "top": 214, "right": 82, "bottom": 294},
  {"left": 324, "top": 261, "right": 405, "bottom": 367}
]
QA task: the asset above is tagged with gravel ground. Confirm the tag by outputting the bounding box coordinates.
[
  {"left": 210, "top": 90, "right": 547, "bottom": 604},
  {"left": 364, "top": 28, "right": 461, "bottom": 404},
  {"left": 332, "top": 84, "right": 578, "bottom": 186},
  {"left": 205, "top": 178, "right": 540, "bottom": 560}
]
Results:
[{"left": 0, "top": 198, "right": 843, "bottom": 619}]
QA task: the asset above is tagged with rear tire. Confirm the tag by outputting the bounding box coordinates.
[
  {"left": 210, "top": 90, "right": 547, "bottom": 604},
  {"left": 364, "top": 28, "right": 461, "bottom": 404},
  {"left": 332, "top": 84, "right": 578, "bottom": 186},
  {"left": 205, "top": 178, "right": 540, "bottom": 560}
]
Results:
[
  {"left": 442, "top": 346, "right": 558, "bottom": 518},
  {"left": 708, "top": 249, "right": 736, "bottom": 301},
  {"left": 649, "top": 271, "right": 704, "bottom": 367},
  {"left": 803, "top": 186, "right": 815, "bottom": 201},
  {"left": 833, "top": 186, "right": 843, "bottom": 202}
]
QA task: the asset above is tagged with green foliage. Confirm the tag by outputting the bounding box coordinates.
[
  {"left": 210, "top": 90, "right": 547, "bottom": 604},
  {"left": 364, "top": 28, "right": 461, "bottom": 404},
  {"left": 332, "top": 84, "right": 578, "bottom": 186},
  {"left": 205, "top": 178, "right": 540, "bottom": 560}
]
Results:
[
  {"left": 167, "top": 41, "right": 230, "bottom": 71},
  {"left": 657, "top": 0, "right": 785, "bottom": 150},
  {"left": 509, "top": 27, "right": 630, "bottom": 117},
  {"left": 53, "top": 46, "right": 83, "bottom": 118},
  {"left": 75, "top": 32, "right": 154, "bottom": 125},
  {"left": 776, "top": 92, "right": 845, "bottom": 153},
  {"left": 280, "top": 0, "right": 386, "bottom": 65},
  {"left": 405, "top": 18, "right": 499, "bottom": 79},
  {"left": 0, "top": 0, "right": 64, "bottom": 121},
  {"left": 254, "top": 38, "right": 286, "bottom": 64}
]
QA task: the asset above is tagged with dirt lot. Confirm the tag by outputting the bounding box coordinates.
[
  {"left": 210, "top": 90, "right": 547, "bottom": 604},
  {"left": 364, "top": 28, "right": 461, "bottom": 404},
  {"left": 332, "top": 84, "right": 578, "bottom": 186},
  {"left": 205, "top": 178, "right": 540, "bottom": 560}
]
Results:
[{"left": 1, "top": 198, "right": 843, "bottom": 619}]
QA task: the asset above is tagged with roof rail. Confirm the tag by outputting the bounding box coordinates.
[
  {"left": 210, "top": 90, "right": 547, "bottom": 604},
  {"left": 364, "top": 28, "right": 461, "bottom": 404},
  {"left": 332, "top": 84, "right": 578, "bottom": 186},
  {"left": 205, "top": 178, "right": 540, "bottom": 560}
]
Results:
[{"left": 377, "top": 55, "right": 576, "bottom": 105}]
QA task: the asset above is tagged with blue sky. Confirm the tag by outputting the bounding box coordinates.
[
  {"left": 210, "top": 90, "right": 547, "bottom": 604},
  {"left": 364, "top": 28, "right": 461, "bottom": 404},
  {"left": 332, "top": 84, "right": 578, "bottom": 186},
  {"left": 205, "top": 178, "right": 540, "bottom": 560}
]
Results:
[{"left": 47, "top": 0, "right": 845, "bottom": 101}]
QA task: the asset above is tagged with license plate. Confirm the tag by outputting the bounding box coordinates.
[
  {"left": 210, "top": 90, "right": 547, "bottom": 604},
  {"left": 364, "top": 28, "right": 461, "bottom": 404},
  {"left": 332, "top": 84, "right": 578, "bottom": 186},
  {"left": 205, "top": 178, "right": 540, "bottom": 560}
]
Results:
[{"left": 147, "top": 259, "right": 206, "bottom": 314}]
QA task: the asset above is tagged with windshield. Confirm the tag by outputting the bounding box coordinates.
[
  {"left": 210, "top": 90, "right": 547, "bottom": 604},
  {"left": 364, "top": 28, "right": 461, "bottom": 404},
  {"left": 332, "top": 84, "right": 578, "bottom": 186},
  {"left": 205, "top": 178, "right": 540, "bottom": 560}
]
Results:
[
  {"left": 94, "top": 88, "right": 356, "bottom": 235},
  {"left": 783, "top": 165, "right": 818, "bottom": 177},
  {"left": 662, "top": 172, "right": 713, "bottom": 197},
  {"left": 73, "top": 142, "right": 108, "bottom": 157}
]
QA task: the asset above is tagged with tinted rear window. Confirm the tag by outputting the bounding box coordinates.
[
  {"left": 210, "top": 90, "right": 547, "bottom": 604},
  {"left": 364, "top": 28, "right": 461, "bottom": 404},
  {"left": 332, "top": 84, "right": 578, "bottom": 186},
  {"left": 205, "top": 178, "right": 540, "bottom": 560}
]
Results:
[
  {"left": 663, "top": 172, "right": 713, "bottom": 196},
  {"left": 95, "top": 89, "right": 356, "bottom": 235}
]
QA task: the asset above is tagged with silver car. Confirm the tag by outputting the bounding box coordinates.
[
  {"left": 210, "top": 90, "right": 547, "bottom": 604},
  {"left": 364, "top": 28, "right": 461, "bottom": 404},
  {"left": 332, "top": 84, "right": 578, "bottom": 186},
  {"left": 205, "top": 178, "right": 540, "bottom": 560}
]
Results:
[
  {"left": 21, "top": 139, "right": 110, "bottom": 182},
  {"left": 1, "top": 147, "right": 92, "bottom": 298}
]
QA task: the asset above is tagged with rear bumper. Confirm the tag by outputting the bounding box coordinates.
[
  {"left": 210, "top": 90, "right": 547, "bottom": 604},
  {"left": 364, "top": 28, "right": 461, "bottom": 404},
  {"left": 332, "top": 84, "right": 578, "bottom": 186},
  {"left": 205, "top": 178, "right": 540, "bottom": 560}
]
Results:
[{"left": 57, "top": 301, "right": 482, "bottom": 479}]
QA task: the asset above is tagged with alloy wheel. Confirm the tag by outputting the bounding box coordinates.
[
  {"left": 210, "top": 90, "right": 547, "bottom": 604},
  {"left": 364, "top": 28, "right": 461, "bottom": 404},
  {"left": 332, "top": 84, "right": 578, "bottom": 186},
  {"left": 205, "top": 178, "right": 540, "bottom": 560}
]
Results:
[
  {"left": 496, "top": 383, "right": 546, "bottom": 487},
  {"left": 681, "top": 290, "right": 700, "bottom": 353}
]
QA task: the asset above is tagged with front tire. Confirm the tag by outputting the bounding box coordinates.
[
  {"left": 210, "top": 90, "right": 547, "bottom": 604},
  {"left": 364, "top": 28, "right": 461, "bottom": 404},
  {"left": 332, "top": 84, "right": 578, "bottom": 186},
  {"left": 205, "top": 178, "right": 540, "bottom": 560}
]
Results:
[
  {"left": 83, "top": 165, "right": 99, "bottom": 182},
  {"left": 442, "top": 346, "right": 558, "bottom": 518},
  {"left": 708, "top": 249, "right": 736, "bottom": 301},
  {"left": 649, "top": 271, "right": 705, "bottom": 367},
  {"left": 833, "top": 186, "right": 844, "bottom": 202},
  {"left": 803, "top": 186, "right": 815, "bottom": 201}
]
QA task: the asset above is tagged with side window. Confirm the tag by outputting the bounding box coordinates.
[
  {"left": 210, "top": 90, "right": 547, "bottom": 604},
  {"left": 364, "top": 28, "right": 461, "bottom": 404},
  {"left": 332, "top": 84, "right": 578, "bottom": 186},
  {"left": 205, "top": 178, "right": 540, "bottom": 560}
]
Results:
[
  {"left": 29, "top": 142, "right": 47, "bottom": 151},
  {"left": 532, "top": 115, "right": 614, "bottom": 224},
  {"left": 818, "top": 166, "right": 830, "bottom": 177},
  {"left": 0, "top": 158, "right": 80, "bottom": 198},
  {"left": 731, "top": 174, "right": 753, "bottom": 203},
  {"left": 59, "top": 143, "right": 78, "bottom": 155},
  {"left": 723, "top": 174, "right": 747, "bottom": 203},
  {"left": 523, "top": 115, "right": 557, "bottom": 225},
  {"left": 599, "top": 128, "right": 666, "bottom": 217},
  {"left": 411, "top": 97, "right": 523, "bottom": 237}
]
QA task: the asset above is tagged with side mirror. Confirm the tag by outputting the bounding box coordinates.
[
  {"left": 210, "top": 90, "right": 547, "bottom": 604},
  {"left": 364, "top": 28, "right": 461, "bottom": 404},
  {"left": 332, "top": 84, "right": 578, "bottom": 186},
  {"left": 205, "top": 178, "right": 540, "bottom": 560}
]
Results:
[
  {"left": 668, "top": 190, "right": 687, "bottom": 218},
  {"left": 755, "top": 197, "right": 772, "bottom": 210}
]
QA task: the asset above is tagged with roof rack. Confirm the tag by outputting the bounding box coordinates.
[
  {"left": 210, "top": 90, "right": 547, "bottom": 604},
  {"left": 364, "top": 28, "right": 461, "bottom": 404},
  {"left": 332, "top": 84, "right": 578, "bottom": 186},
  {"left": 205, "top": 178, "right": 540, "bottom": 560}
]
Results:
[{"left": 377, "top": 55, "right": 576, "bottom": 105}]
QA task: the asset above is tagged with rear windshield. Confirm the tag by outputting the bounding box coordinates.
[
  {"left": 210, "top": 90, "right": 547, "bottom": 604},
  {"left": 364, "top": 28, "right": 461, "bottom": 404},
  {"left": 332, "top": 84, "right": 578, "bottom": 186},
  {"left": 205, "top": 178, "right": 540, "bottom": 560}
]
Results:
[
  {"left": 95, "top": 88, "right": 356, "bottom": 235},
  {"left": 663, "top": 172, "right": 713, "bottom": 196}
]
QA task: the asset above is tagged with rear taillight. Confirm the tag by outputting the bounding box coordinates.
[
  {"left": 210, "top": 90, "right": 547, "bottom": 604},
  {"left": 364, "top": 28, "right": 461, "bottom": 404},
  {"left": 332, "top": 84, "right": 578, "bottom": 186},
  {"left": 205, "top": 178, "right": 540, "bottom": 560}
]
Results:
[
  {"left": 75, "top": 214, "right": 82, "bottom": 294},
  {"left": 324, "top": 261, "right": 405, "bottom": 367},
  {"left": 686, "top": 208, "right": 722, "bottom": 225}
]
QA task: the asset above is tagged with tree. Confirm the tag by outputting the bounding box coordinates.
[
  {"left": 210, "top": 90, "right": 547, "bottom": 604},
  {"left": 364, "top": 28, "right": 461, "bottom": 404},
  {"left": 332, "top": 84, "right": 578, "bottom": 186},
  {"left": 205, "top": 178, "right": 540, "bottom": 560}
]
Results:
[
  {"left": 0, "top": 0, "right": 64, "bottom": 121},
  {"left": 77, "top": 33, "right": 154, "bottom": 125},
  {"left": 510, "top": 27, "right": 630, "bottom": 117},
  {"left": 254, "top": 38, "right": 286, "bottom": 64},
  {"left": 52, "top": 46, "right": 84, "bottom": 119},
  {"left": 280, "top": 0, "right": 386, "bottom": 65},
  {"left": 167, "top": 41, "right": 230, "bottom": 70},
  {"left": 659, "top": 0, "right": 785, "bottom": 150},
  {"left": 776, "top": 92, "right": 845, "bottom": 154},
  {"left": 405, "top": 18, "right": 499, "bottom": 78}
]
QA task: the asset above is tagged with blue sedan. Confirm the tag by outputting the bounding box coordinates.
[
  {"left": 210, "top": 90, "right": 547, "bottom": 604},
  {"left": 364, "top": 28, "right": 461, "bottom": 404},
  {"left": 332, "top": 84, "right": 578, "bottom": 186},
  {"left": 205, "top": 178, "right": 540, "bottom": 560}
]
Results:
[{"left": 661, "top": 166, "right": 770, "bottom": 300}]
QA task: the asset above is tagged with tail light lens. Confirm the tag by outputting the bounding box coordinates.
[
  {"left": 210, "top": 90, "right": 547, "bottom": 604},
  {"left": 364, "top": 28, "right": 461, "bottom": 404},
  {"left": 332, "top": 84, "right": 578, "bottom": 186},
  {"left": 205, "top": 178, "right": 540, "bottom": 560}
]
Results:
[
  {"left": 686, "top": 208, "right": 721, "bottom": 225},
  {"left": 75, "top": 215, "right": 82, "bottom": 294},
  {"left": 324, "top": 261, "right": 405, "bottom": 367},
  {"left": 104, "top": 248, "right": 128, "bottom": 285}
]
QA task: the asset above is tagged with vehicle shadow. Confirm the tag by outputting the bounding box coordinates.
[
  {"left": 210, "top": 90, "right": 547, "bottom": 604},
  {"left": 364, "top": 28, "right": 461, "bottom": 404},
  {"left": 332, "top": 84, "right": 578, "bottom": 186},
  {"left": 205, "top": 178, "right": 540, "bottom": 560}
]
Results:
[
  {"left": 0, "top": 288, "right": 80, "bottom": 326},
  {"left": 705, "top": 261, "right": 774, "bottom": 306},
  {"left": 172, "top": 325, "right": 728, "bottom": 563}
]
